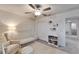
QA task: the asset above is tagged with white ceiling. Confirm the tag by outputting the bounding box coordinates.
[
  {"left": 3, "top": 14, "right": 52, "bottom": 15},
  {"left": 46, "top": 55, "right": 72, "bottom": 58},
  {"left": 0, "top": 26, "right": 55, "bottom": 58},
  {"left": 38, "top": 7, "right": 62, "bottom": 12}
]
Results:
[
  {"left": 0, "top": 4, "right": 31, "bottom": 17},
  {"left": 53, "top": 4, "right": 79, "bottom": 14},
  {"left": 0, "top": 4, "right": 79, "bottom": 16}
]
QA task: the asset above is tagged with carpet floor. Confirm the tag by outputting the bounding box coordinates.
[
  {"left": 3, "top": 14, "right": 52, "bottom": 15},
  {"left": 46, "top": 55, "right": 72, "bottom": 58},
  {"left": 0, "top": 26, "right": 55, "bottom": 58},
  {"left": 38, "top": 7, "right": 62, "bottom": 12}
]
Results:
[{"left": 29, "top": 41, "right": 68, "bottom": 54}]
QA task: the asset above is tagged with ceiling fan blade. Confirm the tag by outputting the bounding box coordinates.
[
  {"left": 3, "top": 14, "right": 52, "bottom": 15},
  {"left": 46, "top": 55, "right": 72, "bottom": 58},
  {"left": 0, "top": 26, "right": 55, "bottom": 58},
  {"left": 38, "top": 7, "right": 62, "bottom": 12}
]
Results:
[
  {"left": 42, "top": 14, "right": 51, "bottom": 16},
  {"left": 42, "top": 14, "right": 47, "bottom": 16},
  {"left": 35, "top": 4, "right": 41, "bottom": 8},
  {"left": 28, "top": 4, "right": 35, "bottom": 9},
  {"left": 25, "top": 12, "right": 32, "bottom": 14},
  {"left": 43, "top": 7, "right": 51, "bottom": 11}
]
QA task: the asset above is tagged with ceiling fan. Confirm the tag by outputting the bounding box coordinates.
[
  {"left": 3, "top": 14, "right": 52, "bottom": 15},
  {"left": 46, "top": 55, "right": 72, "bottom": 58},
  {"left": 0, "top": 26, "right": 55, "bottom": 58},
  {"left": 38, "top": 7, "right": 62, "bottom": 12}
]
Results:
[{"left": 25, "top": 4, "right": 52, "bottom": 17}]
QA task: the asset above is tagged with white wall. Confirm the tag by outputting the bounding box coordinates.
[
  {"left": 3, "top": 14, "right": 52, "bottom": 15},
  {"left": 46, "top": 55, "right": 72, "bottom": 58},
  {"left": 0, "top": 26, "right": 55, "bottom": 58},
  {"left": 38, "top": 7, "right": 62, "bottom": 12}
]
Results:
[
  {"left": 36, "top": 17, "right": 49, "bottom": 41},
  {"left": 36, "top": 8, "right": 79, "bottom": 47},
  {"left": 0, "top": 10, "right": 35, "bottom": 40},
  {"left": 16, "top": 18, "right": 35, "bottom": 39}
]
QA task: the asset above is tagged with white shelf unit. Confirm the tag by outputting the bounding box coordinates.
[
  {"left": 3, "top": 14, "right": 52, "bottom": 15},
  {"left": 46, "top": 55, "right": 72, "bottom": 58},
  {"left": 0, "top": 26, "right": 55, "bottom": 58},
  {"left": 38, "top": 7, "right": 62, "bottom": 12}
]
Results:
[{"left": 48, "top": 35, "right": 58, "bottom": 47}]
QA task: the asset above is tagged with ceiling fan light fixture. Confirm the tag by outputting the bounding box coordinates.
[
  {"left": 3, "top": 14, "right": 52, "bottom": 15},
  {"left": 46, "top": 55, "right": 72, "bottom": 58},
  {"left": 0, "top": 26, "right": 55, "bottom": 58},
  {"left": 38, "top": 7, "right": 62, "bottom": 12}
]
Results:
[{"left": 34, "top": 10, "right": 41, "bottom": 16}]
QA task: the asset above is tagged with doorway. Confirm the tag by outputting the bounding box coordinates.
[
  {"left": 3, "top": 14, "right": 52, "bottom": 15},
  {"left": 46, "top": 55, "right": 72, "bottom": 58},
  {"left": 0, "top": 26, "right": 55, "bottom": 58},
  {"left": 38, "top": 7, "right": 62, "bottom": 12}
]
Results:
[{"left": 64, "top": 17, "right": 79, "bottom": 53}]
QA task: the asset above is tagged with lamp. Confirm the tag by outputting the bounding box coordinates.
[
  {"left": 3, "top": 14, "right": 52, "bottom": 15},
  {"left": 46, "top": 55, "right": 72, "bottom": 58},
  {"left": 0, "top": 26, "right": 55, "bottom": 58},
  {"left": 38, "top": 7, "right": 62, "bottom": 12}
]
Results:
[
  {"left": 5, "top": 23, "right": 17, "bottom": 34},
  {"left": 8, "top": 26, "right": 16, "bottom": 32},
  {"left": 5, "top": 24, "right": 17, "bottom": 40},
  {"left": 34, "top": 10, "right": 41, "bottom": 16}
]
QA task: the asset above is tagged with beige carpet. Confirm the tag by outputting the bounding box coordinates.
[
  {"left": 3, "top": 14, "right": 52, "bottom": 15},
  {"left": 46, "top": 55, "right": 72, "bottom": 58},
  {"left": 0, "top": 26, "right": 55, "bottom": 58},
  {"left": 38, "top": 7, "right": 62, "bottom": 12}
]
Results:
[{"left": 30, "top": 41, "right": 68, "bottom": 54}]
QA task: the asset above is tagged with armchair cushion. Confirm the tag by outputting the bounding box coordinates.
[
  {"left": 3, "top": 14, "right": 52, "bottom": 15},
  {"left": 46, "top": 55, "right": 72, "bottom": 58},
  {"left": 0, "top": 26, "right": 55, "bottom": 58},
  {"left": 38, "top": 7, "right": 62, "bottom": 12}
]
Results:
[{"left": 5, "top": 44, "right": 20, "bottom": 54}]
